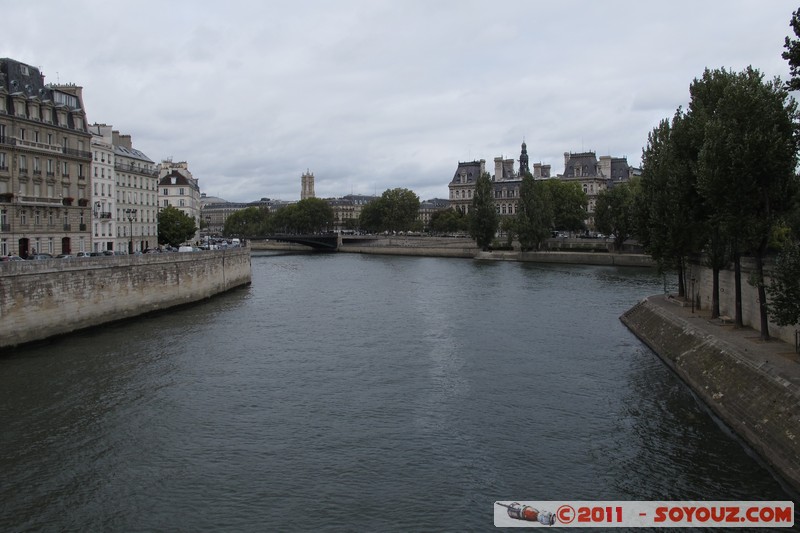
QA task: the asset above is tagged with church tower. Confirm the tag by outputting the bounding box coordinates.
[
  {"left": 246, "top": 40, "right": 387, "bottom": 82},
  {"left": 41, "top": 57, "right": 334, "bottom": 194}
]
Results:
[
  {"left": 519, "top": 140, "right": 530, "bottom": 176},
  {"left": 301, "top": 170, "right": 315, "bottom": 200}
]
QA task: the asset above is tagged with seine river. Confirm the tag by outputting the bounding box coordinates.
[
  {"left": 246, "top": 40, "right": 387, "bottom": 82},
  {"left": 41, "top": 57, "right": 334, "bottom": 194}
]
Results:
[{"left": 0, "top": 252, "right": 796, "bottom": 531}]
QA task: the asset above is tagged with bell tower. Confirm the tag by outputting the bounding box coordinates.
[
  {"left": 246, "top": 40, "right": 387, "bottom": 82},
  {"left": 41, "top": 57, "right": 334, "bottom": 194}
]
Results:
[
  {"left": 301, "top": 170, "right": 315, "bottom": 200},
  {"left": 519, "top": 140, "right": 530, "bottom": 176}
]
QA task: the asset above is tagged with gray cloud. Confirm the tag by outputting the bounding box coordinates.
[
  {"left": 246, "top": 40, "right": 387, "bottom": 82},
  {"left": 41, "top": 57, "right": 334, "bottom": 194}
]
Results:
[{"left": 4, "top": 0, "right": 797, "bottom": 202}]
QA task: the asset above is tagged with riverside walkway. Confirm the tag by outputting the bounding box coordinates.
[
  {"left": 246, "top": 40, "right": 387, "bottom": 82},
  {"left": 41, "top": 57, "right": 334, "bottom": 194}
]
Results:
[{"left": 647, "top": 293, "right": 800, "bottom": 388}]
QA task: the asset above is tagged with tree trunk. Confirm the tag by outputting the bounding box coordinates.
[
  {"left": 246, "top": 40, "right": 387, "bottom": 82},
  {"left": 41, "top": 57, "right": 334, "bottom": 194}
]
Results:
[
  {"left": 677, "top": 258, "right": 685, "bottom": 298},
  {"left": 755, "top": 240, "right": 770, "bottom": 341},
  {"left": 711, "top": 266, "right": 720, "bottom": 319},
  {"left": 733, "top": 251, "right": 743, "bottom": 328}
]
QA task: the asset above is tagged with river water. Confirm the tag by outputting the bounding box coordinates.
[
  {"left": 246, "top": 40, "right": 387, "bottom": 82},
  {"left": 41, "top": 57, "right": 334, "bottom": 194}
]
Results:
[{"left": 0, "top": 252, "right": 795, "bottom": 531}]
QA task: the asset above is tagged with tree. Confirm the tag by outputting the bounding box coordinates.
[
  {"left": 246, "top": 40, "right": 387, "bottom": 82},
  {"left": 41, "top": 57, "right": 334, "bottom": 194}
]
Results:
[
  {"left": 468, "top": 172, "right": 497, "bottom": 250},
  {"left": 517, "top": 174, "right": 552, "bottom": 251},
  {"left": 783, "top": 8, "right": 800, "bottom": 91},
  {"left": 271, "top": 199, "right": 334, "bottom": 234},
  {"left": 223, "top": 206, "right": 271, "bottom": 237},
  {"left": 430, "top": 208, "right": 467, "bottom": 234},
  {"left": 357, "top": 188, "right": 420, "bottom": 233},
  {"left": 594, "top": 181, "right": 637, "bottom": 252},
  {"left": 768, "top": 241, "right": 800, "bottom": 327},
  {"left": 541, "top": 179, "right": 587, "bottom": 232},
  {"left": 158, "top": 206, "right": 198, "bottom": 247},
  {"left": 637, "top": 111, "right": 706, "bottom": 298},
  {"left": 697, "top": 67, "right": 798, "bottom": 339}
]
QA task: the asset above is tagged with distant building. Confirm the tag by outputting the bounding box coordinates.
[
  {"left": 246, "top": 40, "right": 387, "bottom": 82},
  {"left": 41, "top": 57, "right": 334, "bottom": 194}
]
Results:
[
  {"left": 326, "top": 194, "right": 377, "bottom": 232},
  {"left": 447, "top": 141, "right": 551, "bottom": 217},
  {"left": 200, "top": 195, "right": 291, "bottom": 236},
  {"left": 418, "top": 198, "right": 450, "bottom": 229},
  {"left": 301, "top": 170, "right": 315, "bottom": 200},
  {"left": 0, "top": 58, "right": 92, "bottom": 257},
  {"left": 559, "top": 151, "right": 633, "bottom": 227},
  {"left": 158, "top": 160, "right": 201, "bottom": 240}
]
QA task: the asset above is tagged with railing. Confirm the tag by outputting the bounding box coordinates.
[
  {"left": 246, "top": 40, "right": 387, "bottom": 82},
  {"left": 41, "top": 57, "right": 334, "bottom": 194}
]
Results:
[
  {"left": 15, "top": 138, "right": 64, "bottom": 154},
  {"left": 62, "top": 147, "right": 92, "bottom": 159},
  {"left": 114, "top": 162, "right": 158, "bottom": 176},
  {"left": 63, "top": 224, "right": 71, "bottom": 231},
  {"left": 79, "top": 224, "right": 86, "bottom": 231},
  {"left": 98, "top": 212, "right": 112, "bottom": 219},
  {"left": 1, "top": 224, "right": 10, "bottom": 232},
  {"left": 18, "top": 196, "right": 64, "bottom": 206}
]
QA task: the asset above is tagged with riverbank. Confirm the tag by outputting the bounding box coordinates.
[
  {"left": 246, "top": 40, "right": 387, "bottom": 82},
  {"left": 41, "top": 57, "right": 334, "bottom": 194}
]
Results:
[
  {"left": 252, "top": 236, "right": 656, "bottom": 266},
  {"left": 621, "top": 294, "right": 800, "bottom": 494},
  {"left": 0, "top": 248, "right": 251, "bottom": 350}
]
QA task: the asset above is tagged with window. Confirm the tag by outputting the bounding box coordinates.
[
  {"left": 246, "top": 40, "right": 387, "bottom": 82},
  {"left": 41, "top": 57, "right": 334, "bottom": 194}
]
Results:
[
  {"left": 163, "top": 199, "right": 169, "bottom": 207},
  {"left": 19, "top": 155, "right": 27, "bottom": 172},
  {"left": 179, "top": 188, "right": 185, "bottom": 195},
  {"left": 78, "top": 164, "right": 84, "bottom": 178},
  {"left": 21, "top": 211, "right": 27, "bottom": 225},
  {"left": 62, "top": 162, "right": 69, "bottom": 176},
  {"left": 163, "top": 188, "right": 168, "bottom": 196},
  {"left": 0, "top": 152, "right": 6, "bottom": 170},
  {"left": 0, "top": 238, "right": 6, "bottom": 256}
]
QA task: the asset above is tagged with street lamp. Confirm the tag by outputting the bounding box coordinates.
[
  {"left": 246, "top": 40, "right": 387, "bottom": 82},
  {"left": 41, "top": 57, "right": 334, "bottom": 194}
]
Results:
[{"left": 125, "top": 208, "right": 137, "bottom": 254}]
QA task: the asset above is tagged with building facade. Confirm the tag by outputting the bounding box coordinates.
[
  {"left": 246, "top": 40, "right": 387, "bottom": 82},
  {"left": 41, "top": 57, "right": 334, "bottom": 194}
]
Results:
[
  {"left": 114, "top": 132, "right": 158, "bottom": 253},
  {"left": 448, "top": 141, "right": 552, "bottom": 218},
  {"left": 0, "top": 58, "right": 92, "bottom": 257},
  {"left": 559, "top": 151, "right": 632, "bottom": 226},
  {"left": 89, "top": 124, "right": 116, "bottom": 252},
  {"left": 158, "top": 160, "right": 201, "bottom": 241}
]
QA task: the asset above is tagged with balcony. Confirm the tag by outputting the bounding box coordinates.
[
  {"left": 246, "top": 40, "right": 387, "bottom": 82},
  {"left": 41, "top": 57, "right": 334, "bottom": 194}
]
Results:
[
  {"left": 63, "top": 224, "right": 71, "bottom": 231},
  {"left": 13, "top": 138, "right": 64, "bottom": 155},
  {"left": 114, "top": 162, "right": 158, "bottom": 177},
  {"left": 62, "top": 147, "right": 92, "bottom": 160},
  {"left": 19, "top": 196, "right": 64, "bottom": 206},
  {"left": 98, "top": 212, "right": 112, "bottom": 219},
  {"left": 1, "top": 224, "right": 10, "bottom": 232}
]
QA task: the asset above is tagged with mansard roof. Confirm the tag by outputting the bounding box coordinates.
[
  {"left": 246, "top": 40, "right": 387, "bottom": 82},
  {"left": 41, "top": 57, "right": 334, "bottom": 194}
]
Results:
[
  {"left": 115, "top": 144, "right": 154, "bottom": 163},
  {"left": 159, "top": 170, "right": 195, "bottom": 187},
  {"left": 564, "top": 152, "right": 599, "bottom": 178},
  {"left": 451, "top": 160, "right": 483, "bottom": 184}
]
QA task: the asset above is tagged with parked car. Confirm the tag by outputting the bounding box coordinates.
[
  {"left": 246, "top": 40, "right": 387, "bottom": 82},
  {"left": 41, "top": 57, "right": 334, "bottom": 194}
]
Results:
[
  {"left": 0, "top": 255, "right": 24, "bottom": 261},
  {"left": 178, "top": 246, "right": 194, "bottom": 252},
  {"left": 56, "top": 254, "right": 74, "bottom": 259},
  {"left": 28, "top": 253, "right": 54, "bottom": 260},
  {"left": 75, "top": 251, "right": 92, "bottom": 258}
]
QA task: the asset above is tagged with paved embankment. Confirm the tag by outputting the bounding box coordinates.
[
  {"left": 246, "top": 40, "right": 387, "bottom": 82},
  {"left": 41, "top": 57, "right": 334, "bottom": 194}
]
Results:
[
  {"left": 0, "top": 248, "right": 251, "bottom": 350},
  {"left": 621, "top": 295, "right": 800, "bottom": 493}
]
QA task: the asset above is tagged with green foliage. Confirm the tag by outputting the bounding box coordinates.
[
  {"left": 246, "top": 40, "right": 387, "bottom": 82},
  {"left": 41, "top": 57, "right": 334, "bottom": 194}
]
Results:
[
  {"left": 767, "top": 241, "right": 800, "bottom": 326},
  {"left": 594, "top": 181, "right": 638, "bottom": 251},
  {"left": 430, "top": 208, "right": 467, "bottom": 234},
  {"left": 468, "top": 172, "right": 498, "bottom": 250},
  {"left": 637, "top": 111, "right": 706, "bottom": 283},
  {"left": 358, "top": 188, "right": 420, "bottom": 233},
  {"left": 540, "top": 179, "right": 587, "bottom": 232},
  {"left": 517, "top": 174, "right": 553, "bottom": 251},
  {"left": 272, "top": 198, "right": 334, "bottom": 234},
  {"left": 158, "top": 206, "right": 198, "bottom": 247},
  {"left": 223, "top": 206, "right": 271, "bottom": 237},
  {"left": 783, "top": 8, "right": 800, "bottom": 91}
]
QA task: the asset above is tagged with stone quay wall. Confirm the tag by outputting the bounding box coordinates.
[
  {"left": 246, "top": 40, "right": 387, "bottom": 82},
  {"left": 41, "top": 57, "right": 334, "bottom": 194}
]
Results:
[
  {"left": 0, "top": 248, "right": 251, "bottom": 350},
  {"left": 621, "top": 298, "right": 800, "bottom": 493},
  {"left": 686, "top": 259, "right": 797, "bottom": 346}
]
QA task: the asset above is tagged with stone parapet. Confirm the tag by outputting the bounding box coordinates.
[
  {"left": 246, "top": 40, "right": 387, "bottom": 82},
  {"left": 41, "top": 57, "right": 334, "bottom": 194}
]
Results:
[{"left": 0, "top": 249, "right": 251, "bottom": 350}]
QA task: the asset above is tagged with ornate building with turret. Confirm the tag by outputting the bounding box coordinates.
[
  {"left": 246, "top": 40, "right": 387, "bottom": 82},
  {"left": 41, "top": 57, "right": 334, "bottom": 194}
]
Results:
[{"left": 447, "top": 141, "right": 550, "bottom": 217}]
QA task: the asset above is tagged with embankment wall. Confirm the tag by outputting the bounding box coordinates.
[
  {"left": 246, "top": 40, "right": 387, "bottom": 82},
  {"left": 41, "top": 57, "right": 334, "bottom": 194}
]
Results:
[
  {"left": 0, "top": 248, "right": 251, "bottom": 350},
  {"left": 621, "top": 298, "right": 800, "bottom": 493}
]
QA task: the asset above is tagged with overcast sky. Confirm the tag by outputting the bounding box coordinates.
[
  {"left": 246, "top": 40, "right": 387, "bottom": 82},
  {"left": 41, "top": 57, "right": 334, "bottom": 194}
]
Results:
[{"left": 4, "top": 1, "right": 798, "bottom": 202}]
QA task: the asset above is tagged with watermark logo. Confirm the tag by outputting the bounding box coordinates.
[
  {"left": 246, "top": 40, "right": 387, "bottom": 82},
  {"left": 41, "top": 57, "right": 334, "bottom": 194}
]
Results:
[{"left": 494, "top": 501, "right": 794, "bottom": 528}]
